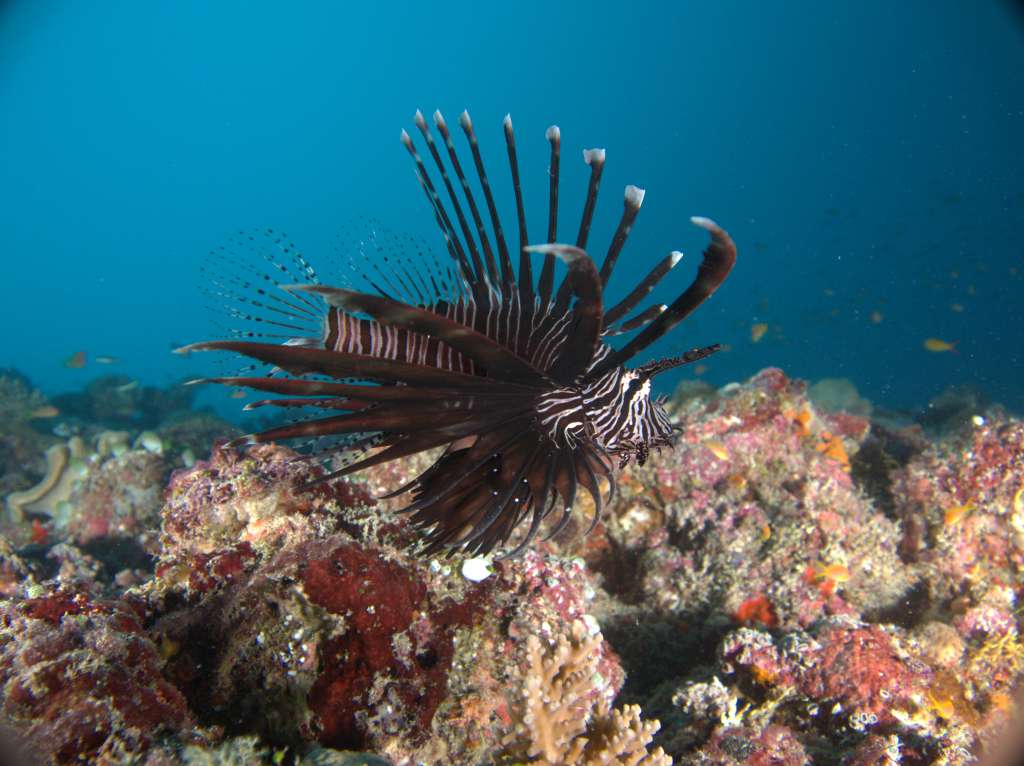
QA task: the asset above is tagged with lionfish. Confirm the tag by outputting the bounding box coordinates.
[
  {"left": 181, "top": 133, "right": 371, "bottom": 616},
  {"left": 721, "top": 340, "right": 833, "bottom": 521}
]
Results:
[{"left": 181, "top": 110, "right": 736, "bottom": 557}]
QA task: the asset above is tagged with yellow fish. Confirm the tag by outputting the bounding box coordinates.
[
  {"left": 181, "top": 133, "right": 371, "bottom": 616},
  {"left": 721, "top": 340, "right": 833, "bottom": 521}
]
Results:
[
  {"left": 750, "top": 323, "right": 768, "bottom": 343},
  {"left": 814, "top": 563, "right": 851, "bottom": 583},
  {"left": 924, "top": 338, "right": 957, "bottom": 353},
  {"left": 704, "top": 440, "right": 729, "bottom": 461},
  {"left": 944, "top": 500, "right": 975, "bottom": 526},
  {"left": 28, "top": 405, "right": 60, "bottom": 419},
  {"left": 928, "top": 692, "right": 955, "bottom": 720}
]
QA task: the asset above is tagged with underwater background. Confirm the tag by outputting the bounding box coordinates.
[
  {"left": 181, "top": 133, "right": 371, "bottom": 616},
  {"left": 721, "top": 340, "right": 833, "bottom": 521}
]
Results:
[
  {"left": 2, "top": 3, "right": 1024, "bottom": 766},
  {"left": 1, "top": 1, "right": 1022, "bottom": 417}
]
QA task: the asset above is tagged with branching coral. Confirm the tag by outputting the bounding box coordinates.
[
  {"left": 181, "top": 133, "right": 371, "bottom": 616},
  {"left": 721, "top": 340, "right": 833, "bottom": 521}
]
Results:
[{"left": 506, "top": 621, "right": 671, "bottom": 765}]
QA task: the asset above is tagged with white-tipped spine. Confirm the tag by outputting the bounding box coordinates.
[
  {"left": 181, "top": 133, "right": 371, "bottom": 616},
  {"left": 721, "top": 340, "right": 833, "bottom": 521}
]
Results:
[
  {"left": 503, "top": 113, "right": 512, "bottom": 129},
  {"left": 413, "top": 109, "right": 427, "bottom": 129},
  {"left": 523, "top": 243, "right": 586, "bottom": 263},
  {"left": 690, "top": 215, "right": 719, "bottom": 231},
  {"left": 433, "top": 109, "right": 446, "bottom": 128},
  {"left": 459, "top": 110, "right": 472, "bottom": 130},
  {"left": 625, "top": 185, "right": 646, "bottom": 208},
  {"left": 545, "top": 125, "right": 560, "bottom": 141},
  {"left": 583, "top": 148, "right": 606, "bottom": 165},
  {"left": 670, "top": 250, "right": 684, "bottom": 266},
  {"left": 400, "top": 129, "right": 413, "bottom": 148}
]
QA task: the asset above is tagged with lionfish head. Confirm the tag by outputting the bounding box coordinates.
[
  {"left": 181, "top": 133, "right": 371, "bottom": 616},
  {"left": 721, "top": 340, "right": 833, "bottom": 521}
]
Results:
[{"left": 181, "top": 109, "right": 737, "bottom": 557}]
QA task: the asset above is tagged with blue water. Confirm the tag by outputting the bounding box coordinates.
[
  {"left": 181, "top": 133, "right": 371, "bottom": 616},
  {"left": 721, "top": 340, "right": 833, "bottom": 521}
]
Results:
[{"left": 2, "top": 1, "right": 1022, "bottom": 417}]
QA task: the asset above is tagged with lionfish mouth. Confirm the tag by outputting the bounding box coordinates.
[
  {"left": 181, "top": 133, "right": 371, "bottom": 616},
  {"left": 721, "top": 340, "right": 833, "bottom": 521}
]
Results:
[{"left": 180, "top": 109, "right": 737, "bottom": 557}]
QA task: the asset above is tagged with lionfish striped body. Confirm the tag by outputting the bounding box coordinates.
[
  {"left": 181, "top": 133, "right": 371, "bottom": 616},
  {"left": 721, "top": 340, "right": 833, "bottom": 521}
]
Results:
[{"left": 182, "top": 110, "right": 736, "bottom": 556}]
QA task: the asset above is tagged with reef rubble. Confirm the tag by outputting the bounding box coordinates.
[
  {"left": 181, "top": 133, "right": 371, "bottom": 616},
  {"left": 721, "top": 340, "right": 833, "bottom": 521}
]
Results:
[{"left": 0, "top": 367, "right": 1020, "bottom": 765}]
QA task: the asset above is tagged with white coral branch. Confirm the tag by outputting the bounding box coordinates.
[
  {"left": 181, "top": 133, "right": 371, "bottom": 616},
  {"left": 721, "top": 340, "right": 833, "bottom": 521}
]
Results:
[{"left": 508, "top": 621, "right": 672, "bottom": 766}]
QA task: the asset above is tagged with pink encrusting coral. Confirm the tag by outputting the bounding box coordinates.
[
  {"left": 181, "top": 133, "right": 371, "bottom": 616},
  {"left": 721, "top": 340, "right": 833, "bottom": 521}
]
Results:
[
  {"left": 891, "top": 414, "right": 1024, "bottom": 601},
  {"left": 64, "top": 448, "right": 166, "bottom": 546},
  {"left": 587, "top": 369, "right": 912, "bottom": 631},
  {"left": 142, "top": 441, "right": 633, "bottom": 763}
]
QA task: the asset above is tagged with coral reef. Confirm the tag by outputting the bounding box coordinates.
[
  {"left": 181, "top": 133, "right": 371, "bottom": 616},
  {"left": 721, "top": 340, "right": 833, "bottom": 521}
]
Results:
[
  {"left": 142, "top": 443, "right": 630, "bottom": 764},
  {"left": 51, "top": 375, "right": 196, "bottom": 431},
  {"left": 0, "top": 371, "right": 57, "bottom": 499},
  {"left": 502, "top": 619, "right": 670, "bottom": 765},
  {"left": 4, "top": 439, "right": 86, "bottom": 523},
  {"left": 0, "top": 589, "right": 194, "bottom": 763},
  {"left": 0, "top": 366, "right": 1021, "bottom": 764}
]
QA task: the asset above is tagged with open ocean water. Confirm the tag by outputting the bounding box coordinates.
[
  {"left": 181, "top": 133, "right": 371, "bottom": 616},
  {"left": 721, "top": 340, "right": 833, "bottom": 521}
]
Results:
[{"left": 1, "top": 1, "right": 1021, "bottom": 418}]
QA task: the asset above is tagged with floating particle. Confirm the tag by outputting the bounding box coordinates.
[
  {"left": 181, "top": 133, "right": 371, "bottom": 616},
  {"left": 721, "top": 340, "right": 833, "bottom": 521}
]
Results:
[{"left": 750, "top": 323, "right": 768, "bottom": 343}]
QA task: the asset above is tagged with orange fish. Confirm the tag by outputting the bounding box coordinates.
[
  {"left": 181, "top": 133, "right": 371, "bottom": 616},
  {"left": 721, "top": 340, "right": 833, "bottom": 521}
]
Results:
[
  {"left": 943, "top": 500, "right": 975, "bottom": 526},
  {"left": 750, "top": 323, "right": 768, "bottom": 343},
  {"left": 28, "top": 406, "right": 60, "bottom": 419},
  {"left": 64, "top": 351, "right": 87, "bottom": 368},
  {"left": 923, "top": 338, "right": 957, "bottom": 353},
  {"left": 229, "top": 389, "right": 248, "bottom": 399}
]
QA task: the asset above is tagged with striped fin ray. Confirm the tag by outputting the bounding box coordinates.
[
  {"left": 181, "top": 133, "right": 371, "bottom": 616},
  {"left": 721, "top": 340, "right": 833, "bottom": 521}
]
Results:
[
  {"left": 552, "top": 146, "right": 606, "bottom": 315},
  {"left": 590, "top": 217, "right": 737, "bottom": 377},
  {"left": 536, "top": 125, "right": 561, "bottom": 307},
  {"left": 603, "top": 250, "right": 684, "bottom": 327},
  {"left": 200, "top": 227, "right": 324, "bottom": 343},
  {"left": 176, "top": 340, "right": 537, "bottom": 390},
  {"left": 289, "top": 285, "right": 548, "bottom": 386}
]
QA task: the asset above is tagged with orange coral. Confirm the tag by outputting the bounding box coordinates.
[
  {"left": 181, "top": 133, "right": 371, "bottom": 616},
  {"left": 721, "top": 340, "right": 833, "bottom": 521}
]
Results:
[
  {"left": 815, "top": 431, "right": 850, "bottom": 471},
  {"left": 734, "top": 594, "right": 778, "bottom": 628}
]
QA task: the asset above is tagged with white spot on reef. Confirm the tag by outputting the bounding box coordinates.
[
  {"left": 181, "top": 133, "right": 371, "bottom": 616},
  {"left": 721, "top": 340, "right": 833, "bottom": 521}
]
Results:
[{"left": 461, "top": 556, "right": 493, "bottom": 582}]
